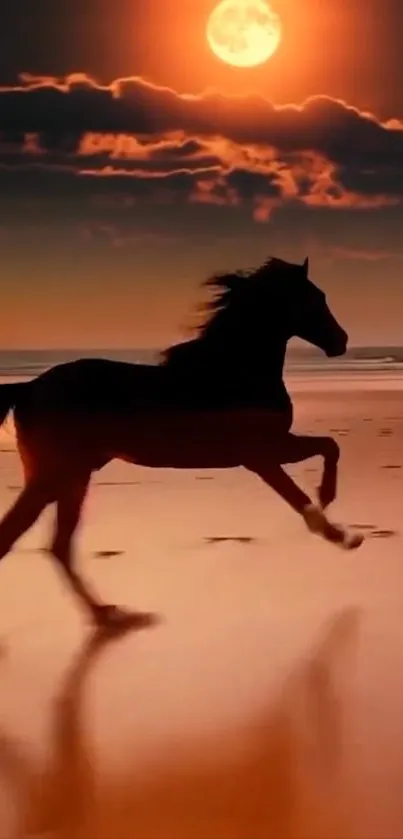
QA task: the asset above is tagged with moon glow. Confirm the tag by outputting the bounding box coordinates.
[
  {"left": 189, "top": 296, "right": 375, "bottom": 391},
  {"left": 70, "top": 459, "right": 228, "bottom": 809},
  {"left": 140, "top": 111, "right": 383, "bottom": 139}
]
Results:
[{"left": 207, "top": 0, "right": 282, "bottom": 69}]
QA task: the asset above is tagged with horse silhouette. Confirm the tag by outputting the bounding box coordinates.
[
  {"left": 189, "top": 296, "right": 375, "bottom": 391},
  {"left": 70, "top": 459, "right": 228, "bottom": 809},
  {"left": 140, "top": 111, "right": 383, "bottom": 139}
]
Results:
[{"left": 0, "top": 256, "right": 363, "bottom": 627}]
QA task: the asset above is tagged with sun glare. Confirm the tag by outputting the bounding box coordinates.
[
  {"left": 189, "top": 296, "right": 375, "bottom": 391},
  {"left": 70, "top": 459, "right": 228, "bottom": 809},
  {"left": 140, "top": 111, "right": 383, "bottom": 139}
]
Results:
[{"left": 207, "top": 0, "right": 282, "bottom": 69}]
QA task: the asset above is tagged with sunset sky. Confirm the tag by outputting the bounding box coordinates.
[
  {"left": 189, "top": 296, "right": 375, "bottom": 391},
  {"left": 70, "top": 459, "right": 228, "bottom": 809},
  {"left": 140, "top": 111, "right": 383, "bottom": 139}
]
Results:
[{"left": 2, "top": 0, "right": 403, "bottom": 348}]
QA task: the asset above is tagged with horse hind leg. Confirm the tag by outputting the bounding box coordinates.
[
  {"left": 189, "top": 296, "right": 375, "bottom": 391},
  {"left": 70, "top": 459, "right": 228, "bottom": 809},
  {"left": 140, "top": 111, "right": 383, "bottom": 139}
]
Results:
[
  {"left": 0, "top": 480, "right": 51, "bottom": 562},
  {"left": 50, "top": 474, "right": 103, "bottom": 621},
  {"left": 50, "top": 474, "right": 142, "bottom": 629}
]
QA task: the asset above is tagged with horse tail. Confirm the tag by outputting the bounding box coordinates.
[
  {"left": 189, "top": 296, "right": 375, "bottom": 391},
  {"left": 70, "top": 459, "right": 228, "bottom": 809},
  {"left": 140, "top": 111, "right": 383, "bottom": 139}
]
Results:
[{"left": 0, "top": 383, "right": 26, "bottom": 427}]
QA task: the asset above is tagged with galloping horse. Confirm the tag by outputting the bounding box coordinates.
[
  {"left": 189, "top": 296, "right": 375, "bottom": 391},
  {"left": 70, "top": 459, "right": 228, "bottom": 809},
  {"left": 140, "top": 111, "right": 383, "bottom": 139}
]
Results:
[{"left": 0, "top": 256, "right": 363, "bottom": 627}]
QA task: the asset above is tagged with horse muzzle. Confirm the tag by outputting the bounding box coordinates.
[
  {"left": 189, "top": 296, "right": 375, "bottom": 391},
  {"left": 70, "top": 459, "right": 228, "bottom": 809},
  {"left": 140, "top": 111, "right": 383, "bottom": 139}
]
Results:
[{"left": 325, "top": 332, "right": 348, "bottom": 357}]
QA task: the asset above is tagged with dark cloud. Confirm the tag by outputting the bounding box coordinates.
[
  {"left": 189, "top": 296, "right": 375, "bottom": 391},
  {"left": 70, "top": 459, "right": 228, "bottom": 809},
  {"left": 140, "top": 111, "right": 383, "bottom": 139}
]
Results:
[
  {"left": 1, "top": 74, "right": 403, "bottom": 237},
  {"left": 1, "top": 74, "right": 402, "bottom": 157}
]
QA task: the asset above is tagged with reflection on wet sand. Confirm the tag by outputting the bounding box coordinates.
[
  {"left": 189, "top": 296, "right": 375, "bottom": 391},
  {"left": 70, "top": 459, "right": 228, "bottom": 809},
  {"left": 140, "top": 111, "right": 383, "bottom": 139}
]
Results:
[{"left": 0, "top": 608, "right": 360, "bottom": 839}]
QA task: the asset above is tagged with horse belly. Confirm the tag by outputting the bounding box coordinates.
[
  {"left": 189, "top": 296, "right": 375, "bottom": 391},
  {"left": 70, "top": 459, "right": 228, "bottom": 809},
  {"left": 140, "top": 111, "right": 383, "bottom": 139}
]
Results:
[{"left": 110, "top": 409, "right": 289, "bottom": 470}]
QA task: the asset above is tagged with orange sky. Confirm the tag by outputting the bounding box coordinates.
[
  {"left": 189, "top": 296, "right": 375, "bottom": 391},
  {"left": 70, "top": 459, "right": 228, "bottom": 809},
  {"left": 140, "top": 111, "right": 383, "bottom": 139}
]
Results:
[{"left": 1, "top": 0, "right": 403, "bottom": 348}]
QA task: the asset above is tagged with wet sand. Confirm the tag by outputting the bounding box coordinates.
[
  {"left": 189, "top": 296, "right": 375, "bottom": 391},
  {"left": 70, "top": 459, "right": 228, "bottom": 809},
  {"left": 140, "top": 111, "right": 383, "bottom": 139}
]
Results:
[{"left": 0, "top": 378, "right": 402, "bottom": 838}]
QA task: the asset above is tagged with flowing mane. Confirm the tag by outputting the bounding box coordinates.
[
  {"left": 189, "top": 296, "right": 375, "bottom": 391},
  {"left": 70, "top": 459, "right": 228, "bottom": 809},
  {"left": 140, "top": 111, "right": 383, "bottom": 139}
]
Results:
[
  {"left": 162, "top": 256, "right": 286, "bottom": 365},
  {"left": 197, "top": 256, "right": 286, "bottom": 338}
]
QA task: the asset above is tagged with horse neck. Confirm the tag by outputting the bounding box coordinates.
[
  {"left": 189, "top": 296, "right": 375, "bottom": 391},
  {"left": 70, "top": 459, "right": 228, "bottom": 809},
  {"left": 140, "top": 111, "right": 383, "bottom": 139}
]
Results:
[
  {"left": 197, "top": 331, "right": 289, "bottom": 385},
  {"left": 163, "top": 331, "right": 290, "bottom": 408},
  {"left": 235, "top": 336, "right": 288, "bottom": 382}
]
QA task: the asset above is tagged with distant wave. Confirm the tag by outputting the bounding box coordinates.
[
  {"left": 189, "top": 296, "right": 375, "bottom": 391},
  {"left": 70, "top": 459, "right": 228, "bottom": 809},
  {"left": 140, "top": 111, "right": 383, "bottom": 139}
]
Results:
[
  {"left": 0, "top": 350, "right": 158, "bottom": 378},
  {"left": 286, "top": 348, "right": 403, "bottom": 374},
  {"left": 285, "top": 360, "right": 403, "bottom": 375},
  {"left": 0, "top": 349, "right": 402, "bottom": 379}
]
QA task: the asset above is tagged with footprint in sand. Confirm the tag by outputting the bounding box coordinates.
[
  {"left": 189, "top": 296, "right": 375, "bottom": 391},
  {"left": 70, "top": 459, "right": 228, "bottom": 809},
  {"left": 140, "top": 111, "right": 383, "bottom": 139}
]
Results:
[
  {"left": 349, "top": 524, "right": 398, "bottom": 539},
  {"left": 32, "top": 547, "right": 126, "bottom": 558},
  {"left": 370, "top": 529, "right": 398, "bottom": 539},
  {"left": 350, "top": 523, "right": 377, "bottom": 530},
  {"left": 96, "top": 481, "right": 145, "bottom": 486},
  {"left": 204, "top": 536, "right": 256, "bottom": 546}
]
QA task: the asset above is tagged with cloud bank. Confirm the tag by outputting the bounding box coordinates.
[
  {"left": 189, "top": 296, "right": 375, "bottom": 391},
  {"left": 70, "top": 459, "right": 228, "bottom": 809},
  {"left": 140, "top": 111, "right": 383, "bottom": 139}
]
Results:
[{"left": 2, "top": 73, "right": 403, "bottom": 225}]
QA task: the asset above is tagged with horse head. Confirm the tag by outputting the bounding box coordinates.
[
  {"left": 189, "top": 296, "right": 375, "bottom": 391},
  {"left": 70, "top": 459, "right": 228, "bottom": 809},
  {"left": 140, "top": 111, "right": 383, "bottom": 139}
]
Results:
[
  {"left": 277, "top": 256, "right": 348, "bottom": 357},
  {"left": 200, "top": 256, "right": 347, "bottom": 358}
]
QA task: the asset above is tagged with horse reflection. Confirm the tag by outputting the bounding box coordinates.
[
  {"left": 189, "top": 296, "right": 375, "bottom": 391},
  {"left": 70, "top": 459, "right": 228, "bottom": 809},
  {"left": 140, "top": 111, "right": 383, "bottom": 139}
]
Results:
[{"left": 0, "top": 608, "right": 360, "bottom": 839}]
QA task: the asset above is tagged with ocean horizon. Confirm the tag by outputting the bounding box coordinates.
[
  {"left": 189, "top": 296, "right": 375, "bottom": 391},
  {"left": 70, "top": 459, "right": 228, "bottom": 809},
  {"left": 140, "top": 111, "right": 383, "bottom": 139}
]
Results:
[{"left": 0, "top": 346, "right": 402, "bottom": 378}]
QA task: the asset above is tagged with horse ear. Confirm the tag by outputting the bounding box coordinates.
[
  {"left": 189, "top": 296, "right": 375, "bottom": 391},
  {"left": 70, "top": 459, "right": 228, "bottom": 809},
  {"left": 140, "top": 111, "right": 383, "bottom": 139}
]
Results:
[{"left": 302, "top": 257, "right": 309, "bottom": 276}]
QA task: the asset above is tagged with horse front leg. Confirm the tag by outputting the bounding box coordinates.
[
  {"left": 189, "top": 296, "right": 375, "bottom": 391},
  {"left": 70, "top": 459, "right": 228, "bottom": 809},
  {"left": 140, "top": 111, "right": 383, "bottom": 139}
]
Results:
[
  {"left": 245, "top": 459, "right": 363, "bottom": 550},
  {"left": 276, "top": 434, "right": 340, "bottom": 509}
]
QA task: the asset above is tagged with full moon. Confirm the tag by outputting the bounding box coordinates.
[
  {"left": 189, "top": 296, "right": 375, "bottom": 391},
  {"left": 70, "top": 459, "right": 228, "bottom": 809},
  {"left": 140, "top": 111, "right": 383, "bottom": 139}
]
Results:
[{"left": 207, "top": 0, "right": 282, "bottom": 68}]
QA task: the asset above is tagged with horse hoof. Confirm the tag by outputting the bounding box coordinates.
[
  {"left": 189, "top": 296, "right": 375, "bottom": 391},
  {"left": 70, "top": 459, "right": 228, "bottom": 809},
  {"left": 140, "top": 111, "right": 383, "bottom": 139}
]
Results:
[
  {"left": 344, "top": 531, "right": 365, "bottom": 550},
  {"left": 329, "top": 526, "right": 364, "bottom": 551},
  {"left": 303, "top": 505, "right": 364, "bottom": 551}
]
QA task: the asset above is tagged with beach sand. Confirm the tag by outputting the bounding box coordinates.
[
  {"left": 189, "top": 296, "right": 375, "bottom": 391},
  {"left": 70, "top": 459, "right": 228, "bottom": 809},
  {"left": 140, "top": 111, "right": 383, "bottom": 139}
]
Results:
[{"left": 0, "top": 377, "right": 402, "bottom": 838}]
